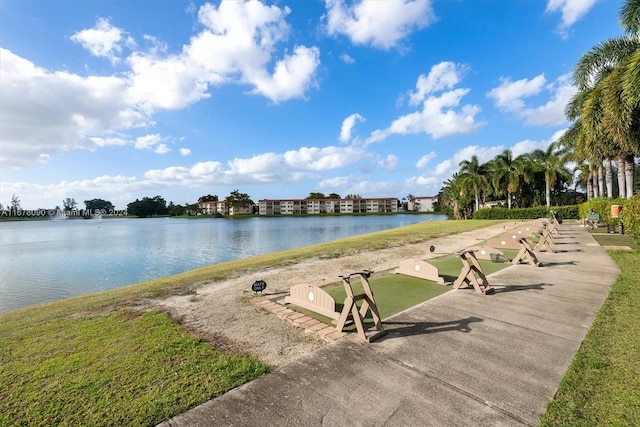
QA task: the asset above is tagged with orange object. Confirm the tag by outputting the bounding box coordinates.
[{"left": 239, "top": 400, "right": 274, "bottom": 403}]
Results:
[{"left": 611, "top": 205, "right": 621, "bottom": 218}]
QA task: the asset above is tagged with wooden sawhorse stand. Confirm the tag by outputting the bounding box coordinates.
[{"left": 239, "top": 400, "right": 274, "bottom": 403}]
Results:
[
  {"left": 453, "top": 250, "right": 494, "bottom": 295},
  {"left": 534, "top": 226, "right": 555, "bottom": 253},
  {"left": 512, "top": 238, "right": 541, "bottom": 266},
  {"left": 335, "top": 270, "right": 387, "bottom": 342}
]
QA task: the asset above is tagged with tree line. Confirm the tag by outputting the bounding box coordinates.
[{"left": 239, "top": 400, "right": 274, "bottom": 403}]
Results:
[{"left": 439, "top": 0, "right": 640, "bottom": 219}]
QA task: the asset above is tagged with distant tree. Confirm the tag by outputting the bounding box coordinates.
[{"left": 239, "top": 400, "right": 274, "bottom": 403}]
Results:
[
  {"left": 306, "top": 192, "right": 326, "bottom": 199},
  {"left": 84, "top": 198, "right": 114, "bottom": 213},
  {"left": 198, "top": 194, "right": 218, "bottom": 202},
  {"left": 328, "top": 193, "right": 341, "bottom": 199},
  {"left": 345, "top": 194, "right": 362, "bottom": 199},
  {"left": 10, "top": 194, "right": 21, "bottom": 212},
  {"left": 184, "top": 203, "right": 201, "bottom": 215},
  {"left": 63, "top": 198, "right": 77, "bottom": 212},
  {"left": 168, "top": 203, "right": 186, "bottom": 216},
  {"left": 226, "top": 189, "right": 254, "bottom": 208},
  {"left": 127, "top": 196, "right": 168, "bottom": 218}
]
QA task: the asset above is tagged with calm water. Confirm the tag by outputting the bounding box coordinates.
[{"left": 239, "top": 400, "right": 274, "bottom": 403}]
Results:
[{"left": 0, "top": 215, "right": 445, "bottom": 313}]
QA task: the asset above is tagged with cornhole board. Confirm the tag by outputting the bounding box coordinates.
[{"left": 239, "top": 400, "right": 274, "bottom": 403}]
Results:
[
  {"left": 284, "top": 284, "right": 340, "bottom": 320},
  {"left": 394, "top": 259, "right": 445, "bottom": 284}
]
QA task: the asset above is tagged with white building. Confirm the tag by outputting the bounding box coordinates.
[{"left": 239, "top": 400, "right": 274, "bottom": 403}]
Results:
[
  {"left": 258, "top": 197, "right": 399, "bottom": 215},
  {"left": 407, "top": 196, "right": 438, "bottom": 212}
]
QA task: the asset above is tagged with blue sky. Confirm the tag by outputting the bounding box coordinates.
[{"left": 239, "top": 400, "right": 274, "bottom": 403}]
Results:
[{"left": 0, "top": 0, "right": 622, "bottom": 210}]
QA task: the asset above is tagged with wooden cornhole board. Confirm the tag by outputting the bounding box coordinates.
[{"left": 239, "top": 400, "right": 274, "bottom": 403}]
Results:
[
  {"left": 394, "top": 259, "right": 445, "bottom": 284},
  {"left": 284, "top": 284, "right": 340, "bottom": 320}
]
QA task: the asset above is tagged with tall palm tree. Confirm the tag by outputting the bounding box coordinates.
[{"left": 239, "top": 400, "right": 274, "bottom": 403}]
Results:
[
  {"left": 441, "top": 173, "right": 470, "bottom": 220},
  {"left": 572, "top": 0, "right": 640, "bottom": 197},
  {"left": 458, "top": 155, "right": 489, "bottom": 212},
  {"left": 530, "top": 142, "right": 573, "bottom": 207},
  {"left": 491, "top": 149, "right": 529, "bottom": 209}
]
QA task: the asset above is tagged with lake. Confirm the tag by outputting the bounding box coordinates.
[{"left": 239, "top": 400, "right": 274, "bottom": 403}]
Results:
[{"left": 0, "top": 214, "right": 445, "bottom": 313}]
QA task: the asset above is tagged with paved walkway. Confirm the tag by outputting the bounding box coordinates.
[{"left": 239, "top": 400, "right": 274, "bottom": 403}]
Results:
[{"left": 159, "top": 222, "right": 619, "bottom": 427}]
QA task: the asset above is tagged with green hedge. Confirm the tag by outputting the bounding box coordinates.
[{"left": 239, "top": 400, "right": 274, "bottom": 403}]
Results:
[
  {"left": 580, "top": 196, "right": 640, "bottom": 241},
  {"left": 473, "top": 205, "right": 579, "bottom": 221}
]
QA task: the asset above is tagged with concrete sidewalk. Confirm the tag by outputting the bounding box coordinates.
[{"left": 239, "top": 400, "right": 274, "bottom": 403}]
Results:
[{"left": 160, "top": 222, "right": 619, "bottom": 427}]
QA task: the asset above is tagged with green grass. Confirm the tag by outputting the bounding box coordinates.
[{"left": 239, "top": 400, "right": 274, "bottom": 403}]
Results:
[
  {"left": 0, "top": 219, "right": 506, "bottom": 425},
  {"left": 0, "top": 309, "right": 269, "bottom": 426},
  {"left": 540, "top": 250, "right": 640, "bottom": 426}
]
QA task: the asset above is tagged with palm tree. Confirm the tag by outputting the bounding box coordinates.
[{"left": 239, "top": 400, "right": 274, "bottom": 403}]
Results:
[
  {"left": 491, "top": 149, "right": 527, "bottom": 209},
  {"left": 529, "top": 142, "right": 573, "bottom": 207},
  {"left": 458, "top": 155, "right": 489, "bottom": 212},
  {"left": 572, "top": 0, "right": 640, "bottom": 197},
  {"left": 441, "top": 173, "right": 470, "bottom": 220}
]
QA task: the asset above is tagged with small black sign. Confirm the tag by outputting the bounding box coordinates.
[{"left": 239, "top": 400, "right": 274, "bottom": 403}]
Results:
[{"left": 252, "top": 280, "right": 267, "bottom": 293}]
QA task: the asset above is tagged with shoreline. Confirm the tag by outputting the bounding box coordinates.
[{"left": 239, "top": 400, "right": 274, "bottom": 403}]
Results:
[{"left": 152, "top": 220, "right": 519, "bottom": 367}]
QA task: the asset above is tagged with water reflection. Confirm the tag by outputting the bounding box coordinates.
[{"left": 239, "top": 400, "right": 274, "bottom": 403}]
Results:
[{"left": 0, "top": 215, "right": 445, "bottom": 312}]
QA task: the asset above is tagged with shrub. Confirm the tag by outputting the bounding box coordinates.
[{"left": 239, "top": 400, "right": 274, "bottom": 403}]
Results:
[
  {"left": 581, "top": 196, "right": 640, "bottom": 241},
  {"left": 473, "top": 205, "right": 579, "bottom": 221}
]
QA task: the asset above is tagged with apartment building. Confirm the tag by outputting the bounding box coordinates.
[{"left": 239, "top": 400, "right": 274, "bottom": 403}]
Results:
[
  {"left": 258, "top": 197, "right": 399, "bottom": 215},
  {"left": 198, "top": 200, "right": 254, "bottom": 215},
  {"left": 407, "top": 196, "right": 438, "bottom": 212}
]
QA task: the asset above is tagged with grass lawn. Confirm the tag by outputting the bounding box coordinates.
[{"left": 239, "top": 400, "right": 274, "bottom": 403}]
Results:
[
  {"left": 540, "top": 238, "right": 640, "bottom": 425},
  {"left": 0, "top": 309, "right": 269, "bottom": 426},
  {"left": 0, "top": 219, "right": 506, "bottom": 425}
]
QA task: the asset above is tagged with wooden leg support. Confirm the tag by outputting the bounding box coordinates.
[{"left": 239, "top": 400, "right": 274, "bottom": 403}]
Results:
[
  {"left": 453, "top": 251, "right": 494, "bottom": 295},
  {"left": 335, "top": 271, "right": 387, "bottom": 342},
  {"left": 534, "top": 228, "right": 555, "bottom": 253},
  {"left": 513, "top": 238, "right": 541, "bottom": 266}
]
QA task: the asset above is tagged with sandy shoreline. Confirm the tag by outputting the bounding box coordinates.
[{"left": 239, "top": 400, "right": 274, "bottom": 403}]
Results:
[{"left": 153, "top": 222, "right": 521, "bottom": 367}]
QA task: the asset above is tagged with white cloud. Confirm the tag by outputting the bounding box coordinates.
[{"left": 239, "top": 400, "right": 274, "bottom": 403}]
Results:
[
  {"left": 546, "top": 0, "right": 599, "bottom": 35},
  {"left": 186, "top": 1, "right": 320, "bottom": 103},
  {"left": 179, "top": 148, "right": 192, "bottom": 156},
  {"left": 247, "top": 45, "right": 320, "bottom": 103},
  {"left": 378, "top": 154, "right": 398, "bottom": 170},
  {"left": 135, "top": 134, "right": 163, "bottom": 150},
  {"left": 368, "top": 62, "right": 484, "bottom": 143},
  {"left": 408, "top": 62, "right": 463, "bottom": 106},
  {"left": 487, "top": 73, "right": 575, "bottom": 126},
  {"left": 340, "top": 53, "right": 355, "bottom": 64},
  {"left": 416, "top": 151, "right": 436, "bottom": 169},
  {"left": 325, "top": 0, "right": 436, "bottom": 49},
  {"left": 339, "top": 113, "right": 365, "bottom": 142},
  {"left": 154, "top": 144, "right": 171, "bottom": 154},
  {"left": 71, "top": 18, "right": 134, "bottom": 64},
  {"left": 0, "top": 48, "right": 151, "bottom": 168},
  {"left": 1, "top": 1, "right": 321, "bottom": 169},
  {"left": 487, "top": 74, "right": 546, "bottom": 112},
  {"left": 511, "top": 129, "right": 567, "bottom": 157},
  {"left": 283, "top": 145, "right": 366, "bottom": 171},
  {"left": 368, "top": 90, "right": 484, "bottom": 143}
]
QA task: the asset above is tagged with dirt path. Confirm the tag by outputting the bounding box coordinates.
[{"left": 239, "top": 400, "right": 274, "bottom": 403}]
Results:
[{"left": 153, "top": 222, "right": 522, "bottom": 367}]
